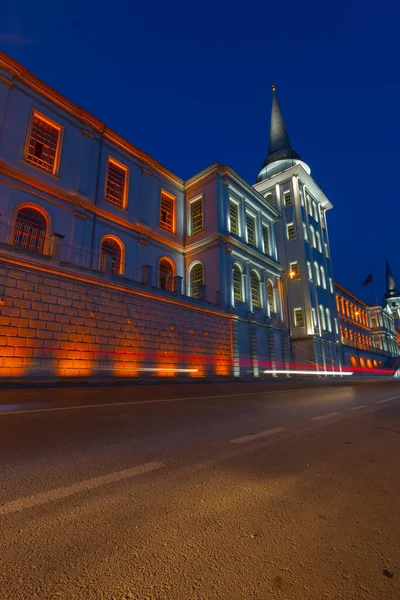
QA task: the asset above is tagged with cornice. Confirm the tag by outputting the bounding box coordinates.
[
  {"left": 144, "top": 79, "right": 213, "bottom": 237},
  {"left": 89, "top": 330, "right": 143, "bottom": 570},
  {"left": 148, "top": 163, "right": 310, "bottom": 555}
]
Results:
[{"left": 227, "top": 236, "right": 282, "bottom": 272}]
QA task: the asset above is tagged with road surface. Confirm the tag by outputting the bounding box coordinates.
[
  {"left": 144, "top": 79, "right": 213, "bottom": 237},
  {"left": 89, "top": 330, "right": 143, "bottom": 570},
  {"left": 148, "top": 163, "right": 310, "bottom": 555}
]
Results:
[{"left": 0, "top": 379, "right": 400, "bottom": 599}]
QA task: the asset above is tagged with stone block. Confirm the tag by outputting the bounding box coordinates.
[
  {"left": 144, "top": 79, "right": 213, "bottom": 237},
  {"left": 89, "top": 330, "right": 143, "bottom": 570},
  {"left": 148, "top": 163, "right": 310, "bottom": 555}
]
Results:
[
  {"left": 18, "top": 328, "right": 35, "bottom": 338},
  {"left": 58, "top": 298, "right": 72, "bottom": 307},
  {"left": 17, "top": 280, "right": 35, "bottom": 291},
  {"left": 36, "top": 330, "right": 53, "bottom": 340},
  {"left": 14, "top": 347, "right": 34, "bottom": 357},
  {"left": 46, "top": 322, "right": 63, "bottom": 332},
  {"left": 13, "top": 299, "right": 32, "bottom": 309}
]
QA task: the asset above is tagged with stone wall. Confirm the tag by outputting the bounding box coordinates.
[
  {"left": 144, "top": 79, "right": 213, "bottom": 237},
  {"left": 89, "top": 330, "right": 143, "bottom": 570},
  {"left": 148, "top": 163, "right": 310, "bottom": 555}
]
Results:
[{"left": 0, "top": 256, "right": 233, "bottom": 378}]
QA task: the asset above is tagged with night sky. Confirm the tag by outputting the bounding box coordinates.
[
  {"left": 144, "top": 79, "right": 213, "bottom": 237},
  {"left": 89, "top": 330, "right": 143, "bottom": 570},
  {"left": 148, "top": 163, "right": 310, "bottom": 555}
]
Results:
[{"left": 1, "top": 0, "right": 399, "bottom": 304}]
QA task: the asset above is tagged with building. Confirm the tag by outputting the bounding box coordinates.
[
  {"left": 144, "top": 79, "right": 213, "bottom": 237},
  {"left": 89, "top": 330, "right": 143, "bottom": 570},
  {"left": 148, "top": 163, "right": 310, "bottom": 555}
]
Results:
[
  {"left": 253, "top": 84, "right": 342, "bottom": 371},
  {"left": 0, "top": 51, "right": 289, "bottom": 378}
]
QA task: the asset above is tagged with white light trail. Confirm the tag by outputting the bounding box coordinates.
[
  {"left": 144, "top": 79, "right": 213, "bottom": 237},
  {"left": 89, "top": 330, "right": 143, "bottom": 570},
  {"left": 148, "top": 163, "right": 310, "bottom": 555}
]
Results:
[{"left": 263, "top": 370, "right": 353, "bottom": 376}]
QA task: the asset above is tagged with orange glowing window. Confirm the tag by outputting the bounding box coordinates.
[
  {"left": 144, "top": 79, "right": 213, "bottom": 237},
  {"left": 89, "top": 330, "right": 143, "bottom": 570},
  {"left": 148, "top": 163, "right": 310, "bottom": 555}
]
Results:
[
  {"left": 14, "top": 207, "right": 47, "bottom": 254},
  {"left": 26, "top": 113, "right": 61, "bottom": 174},
  {"left": 105, "top": 159, "right": 128, "bottom": 208},
  {"left": 159, "top": 258, "right": 174, "bottom": 291},
  {"left": 160, "top": 192, "right": 175, "bottom": 233},
  {"left": 189, "top": 262, "right": 204, "bottom": 299},
  {"left": 190, "top": 197, "right": 203, "bottom": 236},
  {"left": 100, "top": 237, "right": 122, "bottom": 274}
]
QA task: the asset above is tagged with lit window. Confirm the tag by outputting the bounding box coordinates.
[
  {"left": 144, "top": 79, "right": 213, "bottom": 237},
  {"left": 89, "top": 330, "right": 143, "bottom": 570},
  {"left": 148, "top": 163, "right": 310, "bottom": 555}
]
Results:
[
  {"left": 307, "top": 261, "right": 313, "bottom": 280},
  {"left": 341, "top": 297, "right": 345, "bottom": 314},
  {"left": 189, "top": 262, "right": 204, "bottom": 298},
  {"left": 250, "top": 270, "right": 261, "bottom": 309},
  {"left": 233, "top": 264, "right": 243, "bottom": 303},
  {"left": 299, "top": 188, "right": 304, "bottom": 206},
  {"left": 319, "top": 305, "right": 326, "bottom": 330},
  {"left": 312, "top": 307, "right": 318, "bottom": 327},
  {"left": 326, "top": 308, "right": 332, "bottom": 332},
  {"left": 160, "top": 192, "right": 175, "bottom": 232},
  {"left": 262, "top": 225, "right": 270, "bottom": 254},
  {"left": 26, "top": 113, "right": 61, "bottom": 174},
  {"left": 287, "top": 223, "right": 295, "bottom": 240},
  {"left": 307, "top": 195, "right": 313, "bottom": 215},
  {"left": 100, "top": 237, "right": 123, "bottom": 274},
  {"left": 105, "top": 159, "right": 128, "bottom": 208},
  {"left": 316, "top": 231, "right": 322, "bottom": 253},
  {"left": 336, "top": 294, "right": 340, "bottom": 312},
  {"left": 324, "top": 243, "right": 329, "bottom": 258},
  {"left": 246, "top": 213, "right": 256, "bottom": 245},
  {"left": 314, "top": 262, "right": 321, "bottom": 286},
  {"left": 230, "top": 201, "right": 239, "bottom": 235},
  {"left": 14, "top": 207, "right": 47, "bottom": 254},
  {"left": 294, "top": 307, "right": 304, "bottom": 327},
  {"left": 266, "top": 193, "right": 273, "bottom": 204},
  {"left": 159, "top": 258, "right": 174, "bottom": 291},
  {"left": 310, "top": 225, "right": 316, "bottom": 247},
  {"left": 320, "top": 266, "right": 326, "bottom": 289},
  {"left": 289, "top": 261, "right": 299, "bottom": 279},
  {"left": 267, "top": 280, "right": 274, "bottom": 313},
  {"left": 283, "top": 191, "right": 292, "bottom": 206},
  {"left": 313, "top": 202, "right": 319, "bottom": 222},
  {"left": 303, "top": 222, "right": 308, "bottom": 241},
  {"left": 329, "top": 278, "right": 334, "bottom": 293},
  {"left": 334, "top": 318, "right": 339, "bottom": 334},
  {"left": 190, "top": 197, "right": 203, "bottom": 235}
]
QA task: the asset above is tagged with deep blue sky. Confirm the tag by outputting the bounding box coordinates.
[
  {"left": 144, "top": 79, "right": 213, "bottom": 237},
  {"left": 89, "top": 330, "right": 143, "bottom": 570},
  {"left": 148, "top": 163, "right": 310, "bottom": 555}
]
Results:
[{"left": 1, "top": 0, "right": 399, "bottom": 303}]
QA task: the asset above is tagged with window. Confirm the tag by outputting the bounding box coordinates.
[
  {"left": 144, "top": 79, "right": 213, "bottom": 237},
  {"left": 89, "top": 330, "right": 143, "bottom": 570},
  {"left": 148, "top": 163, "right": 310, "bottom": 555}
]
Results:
[
  {"left": 312, "top": 307, "right": 318, "bottom": 327},
  {"left": 310, "top": 225, "right": 316, "bottom": 248},
  {"left": 316, "top": 231, "right": 322, "bottom": 253},
  {"left": 345, "top": 300, "right": 350, "bottom": 316},
  {"left": 319, "top": 305, "right": 326, "bottom": 330},
  {"left": 159, "top": 258, "right": 174, "bottom": 291},
  {"left": 13, "top": 206, "right": 47, "bottom": 254},
  {"left": 189, "top": 262, "right": 204, "bottom": 298},
  {"left": 334, "top": 318, "right": 339, "bottom": 334},
  {"left": 283, "top": 191, "right": 292, "bottom": 206},
  {"left": 262, "top": 225, "right": 270, "bottom": 254},
  {"left": 329, "top": 278, "right": 333, "bottom": 293},
  {"left": 287, "top": 222, "right": 295, "bottom": 240},
  {"left": 160, "top": 192, "right": 175, "bottom": 232},
  {"left": 190, "top": 197, "right": 203, "bottom": 235},
  {"left": 326, "top": 308, "right": 332, "bottom": 332},
  {"left": 307, "top": 195, "right": 313, "bottom": 215},
  {"left": 266, "top": 193, "right": 273, "bottom": 204},
  {"left": 303, "top": 222, "right": 308, "bottom": 241},
  {"left": 100, "top": 237, "right": 123, "bottom": 274},
  {"left": 233, "top": 264, "right": 243, "bottom": 303},
  {"left": 307, "top": 261, "right": 313, "bottom": 280},
  {"left": 371, "top": 316, "right": 377, "bottom": 328},
  {"left": 289, "top": 261, "right": 299, "bottom": 279},
  {"left": 246, "top": 213, "right": 256, "bottom": 245},
  {"left": 320, "top": 265, "right": 326, "bottom": 289},
  {"left": 336, "top": 294, "right": 340, "bottom": 312},
  {"left": 324, "top": 243, "right": 329, "bottom": 258},
  {"left": 299, "top": 188, "right": 304, "bottom": 207},
  {"left": 229, "top": 201, "right": 239, "bottom": 235},
  {"left": 294, "top": 308, "right": 304, "bottom": 327},
  {"left": 250, "top": 270, "right": 261, "bottom": 309},
  {"left": 267, "top": 280, "right": 275, "bottom": 313},
  {"left": 313, "top": 202, "right": 319, "bottom": 222},
  {"left": 26, "top": 112, "right": 61, "bottom": 174},
  {"left": 105, "top": 158, "right": 128, "bottom": 208},
  {"left": 341, "top": 297, "right": 345, "bottom": 314},
  {"left": 314, "top": 262, "right": 321, "bottom": 286}
]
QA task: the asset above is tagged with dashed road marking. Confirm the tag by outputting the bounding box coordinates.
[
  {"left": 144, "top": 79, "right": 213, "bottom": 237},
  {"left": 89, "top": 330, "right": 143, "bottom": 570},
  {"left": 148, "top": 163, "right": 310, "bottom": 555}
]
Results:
[
  {"left": 0, "top": 461, "right": 164, "bottom": 517},
  {"left": 311, "top": 412, "right": 339, "bottom": 421},
  {"left": 376, "top": 395, "right": 400, "bottom": 404},
  {"left": 350, "top": 405, "right": 367, "bottom": 411},
  {"left": 231, "top": 427, "right": 286, "bottom": 445}
]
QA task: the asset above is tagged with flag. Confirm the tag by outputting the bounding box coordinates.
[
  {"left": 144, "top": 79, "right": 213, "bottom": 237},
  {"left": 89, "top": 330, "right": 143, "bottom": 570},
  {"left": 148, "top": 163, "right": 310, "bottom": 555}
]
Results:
[{"left": 362, "top": 273, "right": 373, "bottom": 287}]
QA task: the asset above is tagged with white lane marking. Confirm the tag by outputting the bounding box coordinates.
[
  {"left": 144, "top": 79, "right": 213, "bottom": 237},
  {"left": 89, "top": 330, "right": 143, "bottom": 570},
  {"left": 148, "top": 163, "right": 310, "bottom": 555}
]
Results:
[
  {"left": 231, "top": 427, "right": 286, "bottom": 445},
  {"left": 311, "top": 412, "right": 339, "bottom": 421},
  {"left": 0, "top": 461, "right": 164, "bottom": 517},
  {"left": 376, "top": 395, "right": 400, "bottom": 404},
  {"left": 350, "top": 404, "right": 367, "bottom": 411}
]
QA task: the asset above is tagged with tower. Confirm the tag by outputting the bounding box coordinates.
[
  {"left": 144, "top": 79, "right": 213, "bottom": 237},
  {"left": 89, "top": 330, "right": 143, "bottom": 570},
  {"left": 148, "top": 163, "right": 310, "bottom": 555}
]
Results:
[
  {"left": 253, "top": 84, "right": 342, "bottom": 370},
  {"left": 384, "top": 259, "right": 400, "bottom": 321}
]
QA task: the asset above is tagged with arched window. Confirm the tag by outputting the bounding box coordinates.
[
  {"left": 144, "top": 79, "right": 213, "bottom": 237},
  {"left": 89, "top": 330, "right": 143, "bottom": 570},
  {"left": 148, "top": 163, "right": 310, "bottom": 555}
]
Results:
[
  {"left": 267, "top": 280, "right": 275, "bottom": 313},
  {"left": 320, "top": 265, "right": 326, "bottom": 289},
  {"left": 189, "top": 262, "right": 204, "bottom": 298},
  {"left": 336, "top": 294, "right": 340, "bottom": 312},
  {"left": 350, "top": 304, "right": 354, "bottom": 320},
  {"left": 367, "top": 359, "right": 372, "bottom": 369},
  {"left": 345, "top": 300, "right": 350, "bottom": 317},
  {"left": 14, "top": 206, "right": 47, "bottom": 254},
  {"left": 360, "top": 357, "right": 366, "bottom": 369},
  {"left": 314, "top": 262, "right": 321, "bottom": 286},
  {"left": 341, "top": 297, "right": 345, "bottom": 314},
  {"left": 340, "top": 325, "right": 343, "bottom": 341},
  {"left": 100, "top": 236, "right": 124, "bottom": 274},
  {"left": 316, "top": 231, "right": 322, "bottom": 252},
  {"left": 310, "top": 225, "right": 316, "bottom": 248},
  {"left": 350, "top": 356, "right": 358, "bottom": 368},
  {"left": 250, "top": 270, "right": 261, "bottom": 309},
  {"left": 349, "top": 329, "right": 353, "bottom": 341},
  {"left": 233, "top": 264, "right": 243, "bottom": 303},
  {"left": 159, "top": 258, "right": 174, "bottom": 291},
  {"left": 325, "top": 308, "right": 332, "bottom": 332},
  {"left": 319, "top": 305, "right": 326, "bottom": 330},
  {"left": 344, "top": 327, "right": 349, "bottom": 339}
]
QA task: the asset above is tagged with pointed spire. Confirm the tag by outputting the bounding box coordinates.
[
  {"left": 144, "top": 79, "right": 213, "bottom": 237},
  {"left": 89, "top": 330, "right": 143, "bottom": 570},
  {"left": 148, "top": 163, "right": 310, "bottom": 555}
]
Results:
[
  {"left": 385, "top": 258, "right": 399, "bottom": 298},
  {"left": 268, "top": 83, "right": 294, "bottom": 157}
]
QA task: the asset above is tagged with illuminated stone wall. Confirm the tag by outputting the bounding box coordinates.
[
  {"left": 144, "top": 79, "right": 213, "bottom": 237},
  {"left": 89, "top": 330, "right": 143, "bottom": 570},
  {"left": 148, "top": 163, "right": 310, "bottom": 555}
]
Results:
[{"left": 0, "top": 258, "right": 233, "bottom": 378}]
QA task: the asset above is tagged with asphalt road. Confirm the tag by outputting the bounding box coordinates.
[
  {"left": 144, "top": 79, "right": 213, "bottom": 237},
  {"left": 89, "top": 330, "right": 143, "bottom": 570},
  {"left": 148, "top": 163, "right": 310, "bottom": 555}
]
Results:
[{"left": 1, "top": 379, "right": 400, "bottom": 600}]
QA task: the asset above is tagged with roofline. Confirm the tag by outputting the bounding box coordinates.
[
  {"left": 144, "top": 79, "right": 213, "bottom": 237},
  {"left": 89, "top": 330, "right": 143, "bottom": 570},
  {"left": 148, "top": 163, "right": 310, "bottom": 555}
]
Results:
[
  {"left": 185, "top": 162, "right": 281, "bottom": 219},
  {"left": 334, "top": 281, "right": 369, "bottom": 307},
  {"left": 0, "top": 51, "right": 184, "bottom": 189}
]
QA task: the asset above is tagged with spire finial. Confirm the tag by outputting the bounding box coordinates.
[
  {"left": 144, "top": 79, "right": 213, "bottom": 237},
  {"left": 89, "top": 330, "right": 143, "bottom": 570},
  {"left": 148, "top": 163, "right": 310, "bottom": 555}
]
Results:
[{"left": 271, "top": 81, "right": 276, "bottom": 92}]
